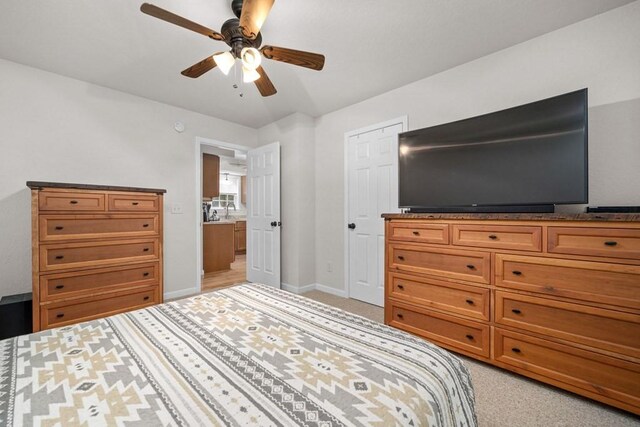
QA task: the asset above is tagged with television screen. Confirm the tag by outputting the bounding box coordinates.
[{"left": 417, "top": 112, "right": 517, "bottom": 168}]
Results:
[{"left": 398, "top": 89, "right": 588, "bottom": 210}]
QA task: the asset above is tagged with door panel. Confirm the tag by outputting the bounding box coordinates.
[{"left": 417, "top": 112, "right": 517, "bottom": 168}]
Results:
[{"left": 348, "top": 121, "right": 404, "bottom": 306}]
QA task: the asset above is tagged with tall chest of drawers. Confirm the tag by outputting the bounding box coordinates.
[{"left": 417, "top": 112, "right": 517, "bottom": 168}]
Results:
[
  {"left": 28, "top": 182, "right": 166, "bottom": 331},
  {"left": 383, "top": 213, "right": 640, "bottom": 414}
]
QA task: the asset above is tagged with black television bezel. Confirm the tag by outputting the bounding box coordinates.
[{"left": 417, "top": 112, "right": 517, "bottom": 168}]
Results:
[{"left": 398, "top": 88, "right": 589, "bottom": 212}]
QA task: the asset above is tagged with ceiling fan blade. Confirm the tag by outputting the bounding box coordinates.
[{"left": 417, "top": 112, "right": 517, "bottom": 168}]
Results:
[
  {"left": 140, "top": 3, "right": 224, "bottom": 41},
  {"left": 181, "top": 55, "right": 220, "bottom": 78},
  {"left": 260, "top": 45, "right": 325, "bottom": 71},
  {"left": 239, "top": 0, "right": 275, "bottom": 40},
  {"left": 254, "top": 66, "right": 277, "bottom": 97}
]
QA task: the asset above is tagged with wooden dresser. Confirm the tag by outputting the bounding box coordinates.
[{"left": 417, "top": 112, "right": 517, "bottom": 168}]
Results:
[
  {"left": 28, "top": 182, "right": 165, "bottom": 332},
  {"left": 383, "top": 213, "right": 640, "bottom": 414}
]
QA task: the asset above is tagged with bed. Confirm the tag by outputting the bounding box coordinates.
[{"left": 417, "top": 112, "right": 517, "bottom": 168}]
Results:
[{"left": 0, "top": 283, "right": 476, "bottom": 426}]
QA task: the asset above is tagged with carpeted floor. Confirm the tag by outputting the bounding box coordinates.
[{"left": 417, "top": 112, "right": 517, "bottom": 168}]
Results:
[{"left": 302, "top": 290, "right": 640, "bottom": 427}]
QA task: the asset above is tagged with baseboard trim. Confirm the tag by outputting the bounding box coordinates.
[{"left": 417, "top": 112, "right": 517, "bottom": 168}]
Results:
[
  {"left": 281, "top": 282, "right": 316, "bottom": 294},
  {"left": 314, "top": 283, "right": 348, "bottom": 298},
  {"left": 164, "top": 287, "right": 199, "bottom": 301}
]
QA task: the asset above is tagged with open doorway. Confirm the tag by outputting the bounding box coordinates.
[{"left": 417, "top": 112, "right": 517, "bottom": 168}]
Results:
[{"left": 195, "top": 137, "right": 251, "bottom": 293}]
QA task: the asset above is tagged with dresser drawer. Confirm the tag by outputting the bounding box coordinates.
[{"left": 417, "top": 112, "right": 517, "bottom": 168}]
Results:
[
  {"left": 39, "top": 191, "right": 105, "bottom": 212},
  {"left": 494, "top": 328, "right": 640, "bottom": 410},
  {"left": 41, "top": 287, "right": 158, "bottom": 329},
  {"left": 40, "top": 239, "right": 159, "bottom": 271},
  {"left": 108, "top": 194, "right": 160, "bottom": 212},
  {"left": 390, "top": 302, "right": 490, "bottom": 357},
  {"left": 496, "top": 254, "right": 640, "bottom": 310},
  {"left": 389, "top": 272, "right": 490, "bottom": 321},
  {"left": 388, "top": 222, "right": 449, "bottom": 244},
  {"left": 496, "top": 291, "right": 640, "bottom": 359},
  {"left": 389, "top": 244, "right": 491, "bottom": 284},
  {"left": 39, "top": 215, "right": 159, "bottom": 242},
  {"left": 452, "top": 224, "right": 542, "bottom": 252},
  {"left": 548, "top": 227, "right": 640, "bottom": 260},
  {"left": 40, "top": 263, "right": 159, "bottom": 301}
]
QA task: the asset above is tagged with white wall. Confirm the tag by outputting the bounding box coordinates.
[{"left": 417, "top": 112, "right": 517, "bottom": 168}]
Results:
[
  {"left": 313, "top": 2, "right": 640, "bottom": 293},
  {"left": 0, "top": 58, "right": 258, "bottom": 298},
  {"left": 258, "top": 113, "right": 316, "bottom": 290}
]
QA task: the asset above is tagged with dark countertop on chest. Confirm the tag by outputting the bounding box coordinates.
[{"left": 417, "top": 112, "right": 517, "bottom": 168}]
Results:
[
  {"left": 382, "top": 212, "right": 640, "bottom": 222},
  {"left": 26, "top": 181, "right": 166, "bottom": 194}
]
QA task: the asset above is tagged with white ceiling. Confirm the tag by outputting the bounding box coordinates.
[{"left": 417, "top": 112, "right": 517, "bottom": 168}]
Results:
[{"left": 0, "top": 0, "right": 632, "bottom": 128}]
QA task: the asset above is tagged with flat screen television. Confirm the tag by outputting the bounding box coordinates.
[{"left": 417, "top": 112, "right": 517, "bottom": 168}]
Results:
[{"left": 398, "top": 89, "right": 588, "bottom": 213}]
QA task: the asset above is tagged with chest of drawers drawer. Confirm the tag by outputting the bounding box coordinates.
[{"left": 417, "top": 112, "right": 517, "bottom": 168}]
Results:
[
  {"left": 39, "top": 215, "right": 159, "bottom": 242},
  {"left": 389, "top": 302, "right": 490, "bottom": 358},
  {"left": 389, "top": 272, "right": 490, "bottom": 321},
  {"left": 452, "top": 224, "right": 542, "bottom": 252},
  {"left": 108, "top": 194, "right": 160, "bottom": 212},
  {"left": 388, "top": 222, "right": 449, "bottom": 244},
  {"left": 548, "top": 227, "right": 640, "bottom": 260},
  {"left": 40, "top": 239, "right": 159, "bottom": 272},
  {"left": 40, "top": 263, "right": 159, "bottom": 302},
  {"left": 496, "top": 254, "right": 640, "bottom": 310},
  {"left": 494, "top": 328, "right": 640, "bottom": 410},
  {"left": 39, "top": 191, "right": 105, "bottom": 212},
  {"left": 496, "top": 291, "right": 640, "bottom": 359},
  {"left": 389, "top": 244, "right": 491, "bottom": 284},
  {"left": 41, "top": 287, "right": 159, "bottom": 329}
]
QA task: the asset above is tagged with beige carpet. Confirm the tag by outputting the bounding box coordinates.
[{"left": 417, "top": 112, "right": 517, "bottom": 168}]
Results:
[{"left": 302, "top": 290, "right": 640, "bottom": 427}]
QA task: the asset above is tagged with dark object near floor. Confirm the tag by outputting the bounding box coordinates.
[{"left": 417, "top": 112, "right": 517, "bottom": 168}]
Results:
[{"left": 0, "top": 292, "right": 33, "bottom": 339}]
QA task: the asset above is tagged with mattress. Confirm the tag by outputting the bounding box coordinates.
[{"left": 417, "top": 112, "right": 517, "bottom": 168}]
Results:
[{"left": 0, "top": 283, "right": 476, "bottom": 426}]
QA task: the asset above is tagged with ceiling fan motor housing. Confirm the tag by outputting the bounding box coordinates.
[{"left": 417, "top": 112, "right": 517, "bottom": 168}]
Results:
[
  {"left": 221, "top": 17, "right": 262, "bottom": 58},
  {"left": 231, "top": 0, "right": 244, "bottom": 18}
]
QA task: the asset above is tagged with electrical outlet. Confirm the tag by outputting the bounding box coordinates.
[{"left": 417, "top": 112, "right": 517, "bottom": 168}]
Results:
[
  {"left": 171, "top": 203, "right": 183, "bottom": 214},
  {"left": 327, "top": 262, "right": 332, "bottom": 272}
]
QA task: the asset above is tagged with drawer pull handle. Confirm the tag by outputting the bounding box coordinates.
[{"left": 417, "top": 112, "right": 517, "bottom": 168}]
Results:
[
  {"left": 412, "top": 231, "right": 420, "bottom": 236},
  {"left": 465, "top": 299, "right": 474, "bottom": 305},
  {"left": 55, "top": 226, "right": 64, "bottom": 230},
  {"left": 56, "top": 313, "right": 64, "bottom": 318},
  {"left": 604, "top": 241, "right": 618, "bottom": 246},
  {"left": 397, "top": 313, "right": 404, "bottom": 319},
  {"left": 488, "top": 235, "right": 497, "bottom": 240},
  {"left": 397, "top": 284, "right": 404, "bottom": 290},
  {"left": 397, "top": 255, "right": 405, "bottom": 261},
  {"left": 143, "top": 248, "right": 150, "bottom": 252},
  {"left": 511, "top": 347, "right": 521, "bottom": 354},
  {"left": 55, "top": 284, "right": 64, "bottom": 290},
  {"left": 144, "top": 296, "right": 150, "bottom": 301},
  {"left": 69, "top": 200, "right": 78, "bottom": 205},
  {"left": 143, "top": 272, "right": 150, "bottom": 277},
  {"left": 132, "top": 202, "right": 139, "bottom": 206},
  {"left": 512, "top": 309, "right": 522, "bottom": 315},
  {"left": 143, "top": 224, "right": 150, "bottom": 228},
  {"left": 55, "top": 255, "right": 64, "bottom": 260},
  {"left": 512, "top": 270, "right": 522, "bottom": 276},
  {"left": 466, "top": 264, "right": 475, "bottom": 270},
  {"left": 465, "top": 334, "right": 474, "bottom": 340}
]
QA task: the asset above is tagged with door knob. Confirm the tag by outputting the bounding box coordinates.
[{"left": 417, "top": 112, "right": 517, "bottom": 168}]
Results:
[
  {"left": 271, "top": 221, "right": 277, "bottom": 227},
  {"left": 348, "top": 223, "right": 356, "bottom": 229}
]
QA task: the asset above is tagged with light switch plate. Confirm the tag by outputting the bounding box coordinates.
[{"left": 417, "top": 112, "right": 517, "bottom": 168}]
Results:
[{"left": 171, "top": 203, "right": 183, "bottom": 214}]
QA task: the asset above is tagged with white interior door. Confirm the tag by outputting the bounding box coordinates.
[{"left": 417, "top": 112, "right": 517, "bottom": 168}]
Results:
[
  {"left": 247, "top": 142, "right": 281, "bottom": 288},
  {"left": 347, "top": 122, "right": 403, "bottom": 306}
]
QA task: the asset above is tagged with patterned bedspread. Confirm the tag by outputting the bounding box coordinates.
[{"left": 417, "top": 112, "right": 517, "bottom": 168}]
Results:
[{"left": 0, "top": 284, "right": 476, "bottom": 426}]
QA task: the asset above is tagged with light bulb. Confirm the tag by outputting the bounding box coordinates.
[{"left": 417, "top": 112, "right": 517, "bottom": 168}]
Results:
[
  {"left": 242, "top": 65, "right": 260, "bottom": 83},
  {"left": 240, "top": 47, "right": 261, "bottom": 70},
  {"left": 213, "top": 52, "right": 235, "bottom": 75}
]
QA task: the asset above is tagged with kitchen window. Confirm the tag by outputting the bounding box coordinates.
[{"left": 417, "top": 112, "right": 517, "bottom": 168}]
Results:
[{"left": 211, "top": 193, "right": 236, "bottom": 208}]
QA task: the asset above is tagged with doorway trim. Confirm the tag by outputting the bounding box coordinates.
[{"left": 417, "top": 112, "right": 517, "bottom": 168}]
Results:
[
  {"left": 343, "top": 116, "right": 408, "bottom": 300},
  {"left": 195, "top": 136, "right": 252, "bottom": 294}
]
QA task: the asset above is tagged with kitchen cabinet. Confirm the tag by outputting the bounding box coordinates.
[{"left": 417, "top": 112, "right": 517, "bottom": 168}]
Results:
[
  {"left": 203, "top": 223, "right": 235, "bottom": 273},
  {"left": 203, "top": 154, "right": 220, "bottom": 199},
  {"left": 235, "top": 220, "right": 246, "bottom": 254},
  {"left": 241, "top": 175, "right": 247, "bottom": 205}
]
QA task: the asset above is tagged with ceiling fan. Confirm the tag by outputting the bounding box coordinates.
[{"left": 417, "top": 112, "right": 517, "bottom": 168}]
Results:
[{"left": 140, "top": 0, "right": 325, "bottom": 97}]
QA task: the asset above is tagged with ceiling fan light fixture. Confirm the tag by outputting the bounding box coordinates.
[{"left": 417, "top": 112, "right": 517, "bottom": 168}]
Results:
[
  {"left": 240, "top": 47, "right": 261, "bottom": 70},
  {"left": 213, "top": 51, "right": 235, "bottom": 75},
  {"left": 242, "top": 65, "right": 261, "bottom": 83}
]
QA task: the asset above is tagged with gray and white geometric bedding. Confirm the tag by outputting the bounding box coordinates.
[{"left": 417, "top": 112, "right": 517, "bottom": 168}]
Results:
[{"left": 0, "top": 283, "right": 477, "bottom": 426}]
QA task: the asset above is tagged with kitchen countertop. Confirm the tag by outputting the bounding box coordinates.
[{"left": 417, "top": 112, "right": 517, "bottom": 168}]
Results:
[{"left": 204, "top": 218, "right": 246, "bottom": 225}]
